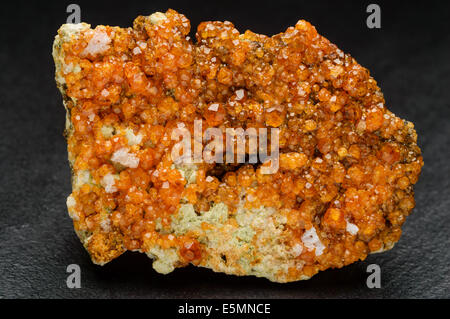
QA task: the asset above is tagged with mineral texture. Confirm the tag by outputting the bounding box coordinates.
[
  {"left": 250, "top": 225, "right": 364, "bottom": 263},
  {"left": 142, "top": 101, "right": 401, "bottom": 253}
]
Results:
[{"left": 53, "top": 9, "right": 423, "bottom": 282}]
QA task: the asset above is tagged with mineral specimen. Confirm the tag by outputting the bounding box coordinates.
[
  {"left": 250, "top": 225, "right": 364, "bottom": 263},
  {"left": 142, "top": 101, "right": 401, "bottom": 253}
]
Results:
[{"left": 53, "top": 9, "right": 423, "bottom": 282}]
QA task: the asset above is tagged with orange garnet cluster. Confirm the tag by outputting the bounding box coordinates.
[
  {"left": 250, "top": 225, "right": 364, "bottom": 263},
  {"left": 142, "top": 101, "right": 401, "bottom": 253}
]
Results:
[{"left": 53, "top": 9, "right": 423, "bottom": 282}]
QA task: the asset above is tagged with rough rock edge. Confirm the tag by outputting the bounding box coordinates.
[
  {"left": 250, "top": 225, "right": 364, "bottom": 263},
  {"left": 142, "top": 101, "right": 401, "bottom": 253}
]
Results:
[{"left": 53, "top": 23, "right": 127, "bottom": 264}]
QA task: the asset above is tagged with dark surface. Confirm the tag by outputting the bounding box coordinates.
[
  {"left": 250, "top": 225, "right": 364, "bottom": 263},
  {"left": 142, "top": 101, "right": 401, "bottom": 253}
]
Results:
[{"left": 0, "top": 0, "right": 449, "bottom": 298}]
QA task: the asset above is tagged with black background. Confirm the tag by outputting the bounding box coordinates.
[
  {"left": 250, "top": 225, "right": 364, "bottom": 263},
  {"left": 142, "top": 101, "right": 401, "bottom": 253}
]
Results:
[{"left": 0, "top": 0, "right": 449, "bottom": 298}]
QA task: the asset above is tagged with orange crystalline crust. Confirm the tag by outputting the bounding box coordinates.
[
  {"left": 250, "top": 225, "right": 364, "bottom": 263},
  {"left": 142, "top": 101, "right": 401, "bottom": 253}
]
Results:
[{"left": 53, "top": 9, "right": 423, "bottom": 282}]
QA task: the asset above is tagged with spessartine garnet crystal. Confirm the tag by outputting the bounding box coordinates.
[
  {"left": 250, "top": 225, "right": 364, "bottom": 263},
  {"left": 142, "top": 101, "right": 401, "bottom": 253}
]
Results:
[{"left": 53, "top": 9, "right": 423, "bottom": 282}]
